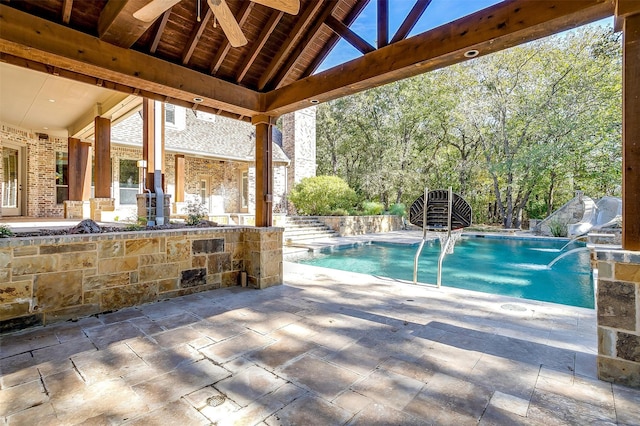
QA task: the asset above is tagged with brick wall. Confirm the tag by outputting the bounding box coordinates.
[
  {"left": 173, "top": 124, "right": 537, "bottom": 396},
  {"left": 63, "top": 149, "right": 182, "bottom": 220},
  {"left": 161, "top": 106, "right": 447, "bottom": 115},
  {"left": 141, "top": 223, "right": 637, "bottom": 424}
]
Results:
[{"left": 283, "top": 107, "right": 316, "bottom": 214}]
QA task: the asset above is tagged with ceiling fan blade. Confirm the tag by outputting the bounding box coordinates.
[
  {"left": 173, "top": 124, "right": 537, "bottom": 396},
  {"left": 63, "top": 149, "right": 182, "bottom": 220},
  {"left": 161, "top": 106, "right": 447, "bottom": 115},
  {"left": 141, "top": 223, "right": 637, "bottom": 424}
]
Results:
[
  {"left": 250, "top": 0, "right": 300, "bottom": 15},
  {"left": 133, "top": 0, "right": 181, "bottom": 22},
  {"left": 207, "top": 0, "right": 248, "bottom": 48}
]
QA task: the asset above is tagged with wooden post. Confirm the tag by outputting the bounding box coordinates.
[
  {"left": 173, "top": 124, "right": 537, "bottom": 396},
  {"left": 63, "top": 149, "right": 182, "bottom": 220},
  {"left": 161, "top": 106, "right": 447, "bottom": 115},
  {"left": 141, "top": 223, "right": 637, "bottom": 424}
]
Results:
[
  {"left": 67, "top": 137, "right": 92, "bottom": 200},
  {"left": 175, "top": 154, "right": 185, "bottom": 203},
  {"left": 252, "top": 114, "right": 275, "bottom": 227},
  {"left": 142, "top": 98, "right": 165, "bottom": 192},
  {"left": 94, "top": 117, "right": 111, "bottom": 198},
  {"left": 622, "top": 12, "right": 640, "bottom": 250}
]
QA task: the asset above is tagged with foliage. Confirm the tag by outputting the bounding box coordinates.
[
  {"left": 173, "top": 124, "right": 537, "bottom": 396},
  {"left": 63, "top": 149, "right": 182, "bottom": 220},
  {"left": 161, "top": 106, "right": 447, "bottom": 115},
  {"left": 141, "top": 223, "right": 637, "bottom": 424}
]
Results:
[
  {"left": 184, "top": 201, "right": 208, "bottom": 225},
  {"left": 361, "top": 201, "right": 385, "bottom": 215},
  {"left": 388, "top": 203, "right": 407, "bottom": 217},
  {"left": 330, "top": 208, "right": 349, "bottom": 216},
  {"left": 315, "top": 25, "right": 622, "bottom": 228},
  {"left": 0, "top": 224, "right": 14, "bottom": 238},
  {"left": 289, "top": 176, "right": 357, "bottom": 215},
  {"left": 548, "top": 219, "right": 568, "bottom": 237}
]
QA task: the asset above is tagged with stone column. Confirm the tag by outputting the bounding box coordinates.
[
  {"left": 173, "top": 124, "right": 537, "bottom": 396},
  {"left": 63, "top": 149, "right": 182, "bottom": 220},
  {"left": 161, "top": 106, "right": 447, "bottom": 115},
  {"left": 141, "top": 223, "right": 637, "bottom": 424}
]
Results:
[{"left": 282, "top": 107, "right": 316, "bottom": 202}]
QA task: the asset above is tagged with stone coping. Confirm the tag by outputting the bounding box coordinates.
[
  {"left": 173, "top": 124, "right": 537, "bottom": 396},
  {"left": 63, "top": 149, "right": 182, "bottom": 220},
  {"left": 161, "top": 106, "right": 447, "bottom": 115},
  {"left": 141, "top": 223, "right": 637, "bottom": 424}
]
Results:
[{"left": 0, "top": 226, "right": 284, "bottom": 247}]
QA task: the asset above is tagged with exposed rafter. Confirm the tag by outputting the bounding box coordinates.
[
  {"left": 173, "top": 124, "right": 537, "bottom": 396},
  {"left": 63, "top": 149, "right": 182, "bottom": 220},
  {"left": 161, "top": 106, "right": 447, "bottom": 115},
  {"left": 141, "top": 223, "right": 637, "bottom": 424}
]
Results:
[
  {"left": 390, "top": 0, "right": 432, "bottom": 44},
  {"left": 61, "top": 0, "right": 73, "bottom": 25},
  {"left": 98, "top": 0, "right": 156, "bottom": 48},
  {"left": 377, "top": 0, "right": 388, "bottom": 48},
  {"left": 236, "top": 10, "right": 283, "bottom": 83},
  {"left": 209, "top": 2, "right": 254, "bottom": 75},
  {"left": 182, "top": 7, "right": 213, "bottom": 65},
  {"left": 325, "top": 15, "right": 375, "bottom": 55},
  {"left": 150, "top": 10, "right": 171, "bottom": 54},
  {"left": 257, "top": 0, "right": 324, "bottom": 90}
]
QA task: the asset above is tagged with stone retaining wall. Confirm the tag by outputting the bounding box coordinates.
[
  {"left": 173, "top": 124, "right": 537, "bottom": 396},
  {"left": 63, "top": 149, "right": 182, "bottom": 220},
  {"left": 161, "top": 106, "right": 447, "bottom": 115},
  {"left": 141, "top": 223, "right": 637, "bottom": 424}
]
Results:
[
  {"left": 316, "top": 215, "right": 403, "bottom": 236},
  {"left": 0, "top": 227, "right": 283, "bottom": 332},
  {"left": 596, "top": 248, "right": 640, "bottom": 388}
]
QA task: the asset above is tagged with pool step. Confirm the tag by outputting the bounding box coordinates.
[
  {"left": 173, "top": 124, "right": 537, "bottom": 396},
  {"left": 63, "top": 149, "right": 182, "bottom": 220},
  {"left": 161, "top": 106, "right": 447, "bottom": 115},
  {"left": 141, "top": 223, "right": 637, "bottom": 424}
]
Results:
[{"left": 284, "top": 217, "right": 338, "bottom": 244}]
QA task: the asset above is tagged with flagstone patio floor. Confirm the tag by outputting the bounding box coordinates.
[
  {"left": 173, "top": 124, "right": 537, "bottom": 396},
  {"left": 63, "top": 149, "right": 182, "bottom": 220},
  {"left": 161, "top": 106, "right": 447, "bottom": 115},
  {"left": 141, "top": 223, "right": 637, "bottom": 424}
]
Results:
[{"left": 2, "top": 259, "right": 639, "bottom": 425}]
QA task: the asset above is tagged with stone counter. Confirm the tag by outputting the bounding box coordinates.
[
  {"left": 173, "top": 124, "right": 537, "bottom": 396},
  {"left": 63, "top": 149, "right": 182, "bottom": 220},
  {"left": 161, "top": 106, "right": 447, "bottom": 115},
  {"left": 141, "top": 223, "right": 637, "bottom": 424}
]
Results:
[{"left": 0, "top": 226, "right": 282, "bottom": 331}]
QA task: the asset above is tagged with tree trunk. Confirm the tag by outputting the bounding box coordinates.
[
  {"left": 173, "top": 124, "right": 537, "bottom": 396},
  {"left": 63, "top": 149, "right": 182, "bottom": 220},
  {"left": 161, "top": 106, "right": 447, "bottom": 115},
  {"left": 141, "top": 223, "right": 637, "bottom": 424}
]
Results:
[{"left": 546, "top": 171, "right": 557, "bottom": 217}]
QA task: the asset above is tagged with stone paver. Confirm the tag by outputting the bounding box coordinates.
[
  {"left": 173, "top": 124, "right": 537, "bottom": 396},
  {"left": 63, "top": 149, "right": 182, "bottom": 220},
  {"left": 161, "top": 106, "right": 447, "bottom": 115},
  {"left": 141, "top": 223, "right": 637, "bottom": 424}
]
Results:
[{"left": 1, "top": 249, "right": 639, "bottom": 425}]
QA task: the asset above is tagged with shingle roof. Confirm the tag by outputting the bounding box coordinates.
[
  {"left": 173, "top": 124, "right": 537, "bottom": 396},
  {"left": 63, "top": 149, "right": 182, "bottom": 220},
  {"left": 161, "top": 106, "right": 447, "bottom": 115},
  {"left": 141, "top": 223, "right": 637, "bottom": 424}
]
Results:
[{"left": 110, "top": 108, "right": 289, "bottom": 164}]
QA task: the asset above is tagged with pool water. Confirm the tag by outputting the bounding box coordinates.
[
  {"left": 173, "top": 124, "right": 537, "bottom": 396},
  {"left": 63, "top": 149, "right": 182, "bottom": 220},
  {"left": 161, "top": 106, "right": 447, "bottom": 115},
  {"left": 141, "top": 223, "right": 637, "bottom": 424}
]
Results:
[{"left": 294, "top": 237, "right": 594, "bottom": 308}]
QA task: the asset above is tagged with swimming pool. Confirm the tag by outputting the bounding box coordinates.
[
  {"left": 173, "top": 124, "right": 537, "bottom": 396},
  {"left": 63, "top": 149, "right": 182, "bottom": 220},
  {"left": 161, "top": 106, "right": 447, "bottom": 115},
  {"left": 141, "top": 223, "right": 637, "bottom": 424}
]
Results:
[{"left": 293, "top": 237, "right": 594, "bottom": 308}]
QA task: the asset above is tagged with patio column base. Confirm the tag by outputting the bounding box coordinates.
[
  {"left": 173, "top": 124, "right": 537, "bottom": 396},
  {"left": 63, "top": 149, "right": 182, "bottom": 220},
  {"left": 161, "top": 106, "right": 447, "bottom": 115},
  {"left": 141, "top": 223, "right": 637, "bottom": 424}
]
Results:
[
  {"left": 64, "top": 200, "right": 89, "bottom": 219},
  {"left": 89, "top": 198, "right": 115, "bottom": 222},
  {"left": 136, "top": 193, "right": 171, "bottom": 225},
  {"left": 596, "top": 248, "right": 640, "bottom": 388}
]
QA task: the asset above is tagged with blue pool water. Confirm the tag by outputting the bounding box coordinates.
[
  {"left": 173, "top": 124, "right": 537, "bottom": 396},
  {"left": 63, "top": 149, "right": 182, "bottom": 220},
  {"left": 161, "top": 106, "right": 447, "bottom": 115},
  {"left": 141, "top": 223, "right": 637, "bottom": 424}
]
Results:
[{"left": 294, "top": 237, "right": 594, "bottom": 308}]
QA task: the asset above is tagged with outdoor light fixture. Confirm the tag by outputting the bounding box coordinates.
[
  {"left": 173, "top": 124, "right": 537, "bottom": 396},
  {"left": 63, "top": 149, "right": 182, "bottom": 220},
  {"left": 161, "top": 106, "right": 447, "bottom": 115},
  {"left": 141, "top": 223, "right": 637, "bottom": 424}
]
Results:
[
  {"left": 193, "top": 97, "right": 204, "bottom": 103},
  {"left": 464, "top": 50, "right": 479, "bottom": 58},
  {"left": 48, "top": 99, "right": 55, "bottom": 103},
  {"left": 309, "top": 99, "right": 319, "bottom": 104}
]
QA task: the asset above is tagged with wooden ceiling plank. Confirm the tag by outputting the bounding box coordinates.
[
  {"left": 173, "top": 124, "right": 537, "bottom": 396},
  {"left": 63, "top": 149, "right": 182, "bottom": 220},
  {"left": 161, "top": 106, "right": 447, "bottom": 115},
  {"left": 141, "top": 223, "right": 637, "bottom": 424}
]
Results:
[
  {"left": 209, "top": 2, "right": 255, "bottom": 75},
  {"left": 150, "top": 10, "right": 171, "bottom": 54},
  {"left": 182, "top": 8, "right": 213, "bottom": 65},
  {"left": 236, "top": 10, "right": 284, "bottom": 83},
  {"left": 390, "top": 0, "right": 432, "bottom": 44},
  {"left": 98, "top": 0, "right": 156, "bottom": 48},
  {"left": 264, "top": 0, "right": 614, "bottom": 116},
  {"left": 257, "top": 0, "right": 324, "bottom": 90},
  {"left": 62, "top": 0, "right": 73, "bottom": 24},
  {"left": 325, "top": 15, "right": 375, "bottom": 55},
  {"left": 0, "top": 5, "right": 261, "bottom": 116},
  {"left": 378, "top": 0, "right": 388, "bottom": 48},
  {"left": 268, "top": 2, "right": 341, "bottom": 90},
  {"left": 301, "top": 0, "right": 371, "bottom": 79}
]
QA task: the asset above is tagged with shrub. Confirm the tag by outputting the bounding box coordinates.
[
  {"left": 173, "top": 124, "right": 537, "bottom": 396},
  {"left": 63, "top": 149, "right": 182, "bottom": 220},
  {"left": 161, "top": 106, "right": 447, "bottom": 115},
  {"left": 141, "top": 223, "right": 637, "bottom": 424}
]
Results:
[
  {"left": 361, "top": 201, "right": 385, "bottom": 215},
  {"left": 331, "top": 208, "right": 349, "bottom": 216},
  {"left": 388, "top": 203, "right": 406, "bottom": 217},
  {"left": 0, "top": 224, "right": 14, "bottom": 238},
  {"left": 289, "top": 176, "right": 357, "bottom": 216},
  {"left": 184, "top": 201, "right": 208, "bottom": 225},
  {"left": 548, "top": 219, "right": 568, "bottom": 237}
]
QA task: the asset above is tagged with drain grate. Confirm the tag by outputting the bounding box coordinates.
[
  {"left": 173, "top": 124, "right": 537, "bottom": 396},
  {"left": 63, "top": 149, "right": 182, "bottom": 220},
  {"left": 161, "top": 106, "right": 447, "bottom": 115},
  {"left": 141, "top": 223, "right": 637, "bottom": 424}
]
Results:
[
  {"left": 207, "top": 395, "right": 226, "bottom": 407},
  {"left": 501, "top": 303, "right": 527, "bottom": 312}
]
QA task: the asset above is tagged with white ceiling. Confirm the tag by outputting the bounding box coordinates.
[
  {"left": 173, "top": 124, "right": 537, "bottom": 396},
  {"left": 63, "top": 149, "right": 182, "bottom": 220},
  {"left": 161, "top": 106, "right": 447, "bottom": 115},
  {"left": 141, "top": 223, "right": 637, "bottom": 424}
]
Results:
[{"left": 0, "top": 61, "right": 129, "bottom": 137}]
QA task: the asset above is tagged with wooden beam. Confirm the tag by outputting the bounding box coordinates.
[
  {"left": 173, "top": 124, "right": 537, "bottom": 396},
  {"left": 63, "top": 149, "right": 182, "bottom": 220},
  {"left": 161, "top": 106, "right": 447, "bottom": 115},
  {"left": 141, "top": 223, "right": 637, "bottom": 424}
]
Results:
[
  {"left": 236, "top": 10, "right": 283, "bottom": 83},
  {"left": 390, "top": 0, "right": 432, "bottom": 44},
  {"left": 68, "top": 138, "right": 92, "bottom": 201},
  {"left": 378, "top": 0, "right": 388, "bottom": 48},
  {"left": 257, "top": 0, "right": 324, "bottom": 90},
  {"left": 622, "top": 13, "right": 640, "bottom": 250},
  {"left": 252, "top": 115, "right": 275, "bottom": 227},
  {"left": 69, "top": 93, "right": 136, "bottom": 138},
  {"left": 182, "top": 8, "right": 212, "bottom": 65},
  {"left": 325, "top": 15, "right": 375, "bottom": 55},
  {"left": 98, "top": 0, "right": 156, "bottom": 48},
  {"left": 61, "top": 0, "right": 73, "bottom": 25},
  {"left": 300, "top": 0, "right": 371, "bottom": 79},
  {"left": 0, "top": 5, "right": 261, "bottom": 117},
  {"left": 267, "top": 3, "right": 339, "bottom": 90},
  {"left": 264, "top": 0, "right": 613, "bottom": 116},
  {"left": 150, "top": 10, "right": 171, "bottom": 53},
  {"left": 94, "top": 117, "right": 112, "bottom": 199},
  {"left": 209, "top": 2, "right": 254, "bottom": 75}
]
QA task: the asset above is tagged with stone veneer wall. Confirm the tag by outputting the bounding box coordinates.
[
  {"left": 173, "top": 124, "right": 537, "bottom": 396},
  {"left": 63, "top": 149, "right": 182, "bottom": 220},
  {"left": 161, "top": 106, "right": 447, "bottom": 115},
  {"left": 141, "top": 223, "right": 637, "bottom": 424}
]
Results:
[
  {"left": 0, "top": 226, "right": 283, "bottom": 332},
  {"left": 316, "top": 215, "right": 404, "bottom": 236},
  {"left": 282, "top": 107, "right": 316, "bottom": 214},
  {"left": 596, "top": 248, "right": 640, "bottom": 388}
]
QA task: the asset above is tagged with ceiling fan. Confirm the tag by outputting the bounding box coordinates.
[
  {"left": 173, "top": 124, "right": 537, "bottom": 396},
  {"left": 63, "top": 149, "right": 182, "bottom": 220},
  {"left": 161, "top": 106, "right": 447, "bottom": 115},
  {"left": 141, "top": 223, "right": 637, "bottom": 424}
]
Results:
[{"left": 133, "top": 0, "right": 300, "bottom": 48}]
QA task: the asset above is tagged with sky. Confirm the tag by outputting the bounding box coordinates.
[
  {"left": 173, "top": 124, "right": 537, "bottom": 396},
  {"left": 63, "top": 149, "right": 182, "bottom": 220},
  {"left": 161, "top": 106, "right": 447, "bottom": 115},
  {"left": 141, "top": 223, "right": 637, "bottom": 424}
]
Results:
[
  {"left": 315, "top": 0, "right": 613, "bottom": 73},
  {"left": 316, "top": 0, "right": 503, "bottom": 72}
]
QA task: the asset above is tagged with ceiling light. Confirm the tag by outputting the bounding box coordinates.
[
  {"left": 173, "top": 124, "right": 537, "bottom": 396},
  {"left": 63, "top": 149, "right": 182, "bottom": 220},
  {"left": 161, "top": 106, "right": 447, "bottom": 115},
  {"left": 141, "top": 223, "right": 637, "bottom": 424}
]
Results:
[
  {"left": 43, "top": 127, "right": 49, "bottom": 130},
  {"left": 464, "top": 50, "right": 479, "bottom": 58},
  {"left": 309, "top": 99, "right": 319, "bottom": 104},
  {"left": 48, "top": 99, "right": 55, "bottom": 103},
  {"left": 193, "top": 97, "right": 204, "bottom": 103}
]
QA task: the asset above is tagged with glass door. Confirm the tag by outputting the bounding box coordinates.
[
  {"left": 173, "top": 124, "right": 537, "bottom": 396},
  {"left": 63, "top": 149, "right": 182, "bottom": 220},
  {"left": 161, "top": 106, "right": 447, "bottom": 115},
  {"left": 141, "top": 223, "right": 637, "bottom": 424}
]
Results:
[{"left": 2, "top": 147, "right": 21, "bottom": 216}]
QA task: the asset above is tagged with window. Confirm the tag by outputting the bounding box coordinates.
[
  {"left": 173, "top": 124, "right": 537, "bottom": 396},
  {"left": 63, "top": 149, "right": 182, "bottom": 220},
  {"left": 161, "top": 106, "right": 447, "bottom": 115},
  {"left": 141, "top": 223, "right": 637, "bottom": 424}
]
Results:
[
  {"left": 55, "top": 151, "right": 68, "bottom": 204},
  {"left": 119, "top": 159, "right": 139, "bottom": 205},
  {"left": 241, "top": 171, "right": 248, "bottom": 209},
  {"left": 165, "top": 104, "right": 175, "bottom": 125},
  {"left": 200, "top": 179, "right": 207, "bottom": 205}
]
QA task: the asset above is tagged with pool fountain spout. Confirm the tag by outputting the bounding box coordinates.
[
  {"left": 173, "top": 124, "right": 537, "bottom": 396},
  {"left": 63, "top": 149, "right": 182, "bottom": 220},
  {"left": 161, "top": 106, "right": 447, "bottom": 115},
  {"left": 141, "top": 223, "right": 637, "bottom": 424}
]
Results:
[
  {"left": 559, "top": 233, "right": 588, "bottom": 251},
  {"left": 547, "top": 247, "right": 591, "bottom": 268}
]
